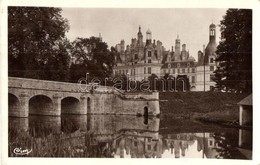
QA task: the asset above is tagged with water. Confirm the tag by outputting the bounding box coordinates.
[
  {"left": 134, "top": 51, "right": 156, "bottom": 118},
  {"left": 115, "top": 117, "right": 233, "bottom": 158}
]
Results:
[{"left": 8, "top": 114, "right": 252, "bottom": 159}]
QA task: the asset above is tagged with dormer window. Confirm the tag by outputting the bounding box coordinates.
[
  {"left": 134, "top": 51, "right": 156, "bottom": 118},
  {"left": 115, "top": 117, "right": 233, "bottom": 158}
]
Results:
[{"left": 148, "top": 51, "right": 151, "bottom": 57}]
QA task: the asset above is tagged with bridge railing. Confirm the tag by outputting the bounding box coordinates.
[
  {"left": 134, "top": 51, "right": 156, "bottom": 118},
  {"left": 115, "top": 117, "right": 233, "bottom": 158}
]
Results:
[
  {"left": 8, "top": 77, "right": 91, "bottom": 92},
  {"left": 8, "top": 77, "right": 159, "bottom": 100}
]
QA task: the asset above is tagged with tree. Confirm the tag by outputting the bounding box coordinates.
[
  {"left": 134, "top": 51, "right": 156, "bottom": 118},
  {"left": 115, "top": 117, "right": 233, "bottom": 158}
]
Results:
[
  {"left": 214, "top": 9, "right": 252, "bottom": 93},
  {"left": 8, "top": 7, "right": 70, "bottom": 81},
  {"left": 69, "top": 37, "right": 115, "bottom": 82}
]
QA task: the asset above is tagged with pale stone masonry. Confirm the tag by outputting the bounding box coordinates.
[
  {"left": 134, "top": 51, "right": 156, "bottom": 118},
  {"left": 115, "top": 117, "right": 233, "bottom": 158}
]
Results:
[
  {"left": 113, "top": 24, "right": 218, "bottom": 91},
  {"left": 8, "top": 77, "right": 160, "bottom": 117}
]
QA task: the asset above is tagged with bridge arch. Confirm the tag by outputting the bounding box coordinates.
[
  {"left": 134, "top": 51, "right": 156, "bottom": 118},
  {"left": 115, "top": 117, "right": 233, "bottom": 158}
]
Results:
[
  {"left": 29, "top": 95, "right": 53, "bottom": 115},
  {"left": 8, "top": 93, "right": 20, "bottom": 116},
  {"left": 61, "top": 97, "right": 80, "bottom": 114}
]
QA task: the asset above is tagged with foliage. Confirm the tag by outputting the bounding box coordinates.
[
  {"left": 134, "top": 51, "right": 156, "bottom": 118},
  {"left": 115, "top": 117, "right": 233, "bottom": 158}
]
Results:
[
  {"left": 8, "top": 7, "right": 71, "bottom": 81},
  {"left": 214, "top": 9, "right": 252, "bottom": 93},
  {"left": 69, "top": 37, "right": 115, "bottom": 82}
]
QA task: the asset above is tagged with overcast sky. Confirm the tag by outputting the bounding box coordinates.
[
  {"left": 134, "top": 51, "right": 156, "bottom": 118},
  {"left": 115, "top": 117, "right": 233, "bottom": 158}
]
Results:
[{"left": 61, "top": 8, "right": 227, "bottom": 61}]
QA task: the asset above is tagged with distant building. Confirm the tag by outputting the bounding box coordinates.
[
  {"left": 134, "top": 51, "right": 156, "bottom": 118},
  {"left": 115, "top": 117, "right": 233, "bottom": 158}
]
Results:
[
  {"left": 112, "top": 23, "right": 218, "bottom": 91},
  {"left": 238, "top": 94, "right": 252, "bottom": 126}
]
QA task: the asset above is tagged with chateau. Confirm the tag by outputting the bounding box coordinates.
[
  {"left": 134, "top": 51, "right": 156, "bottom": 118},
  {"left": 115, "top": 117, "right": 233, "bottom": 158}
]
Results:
[{"left": 113, "top": 24, "right": 218, "bottom": 91}]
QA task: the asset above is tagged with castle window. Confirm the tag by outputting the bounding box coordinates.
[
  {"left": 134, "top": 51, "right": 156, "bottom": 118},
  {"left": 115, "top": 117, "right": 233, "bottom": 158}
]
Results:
[
  {"left": 182, "top": 68, "right": 185, "bottom": 73},
  {"left": 155, "top": 50, "right": 157, "bottom": 56},
  {"left": 168, "top": 63, "right": 171, "bottom": 68},
  {"left": 178, "top": 69, "right": 180, "bottom": 74},
  {"left": 210, "top": 74, "right": 214, "bottom": 82},
  {"left": 144, "top": 67, "right": 146, "bottom": 74},
  {"left": 148, "top": 145, "right": 151, "bottom": 150},
  {"left": 135, "top": 54, "right": 138, "bottom": 59},
  {"left": 187, "top": 63, "right": 190, "bottom": 67},
  {"left": 188, "top": 68, "right": 190, "bottom": 73},
  {"left": 192, "top": 68, "right": 195, "bottom": 73},
  {"left": 210, "top": 58, "right": 214, "bottom": 63},
  {"left": 148, "top": 67, "right": 151, "bottom": 74},
  {"left": 210, "top": 66, "right": 214, "bottom": 71},
  {"left": 172, "top": 69, "right": 175, "bottom": 74},
  {"left": 177, "top": 63, "right": 180, "bottom": 68},
  {"left": 192, "top": 76, "right": 195, "bottom": 83},
  {"left": 148, "top": 51, "right": 152, "bottom": 57},
  {"left": 148, "top": 59, "right": 151, "bottom": 63},
  {"left": 209, "top": 140, "right": 214, "bottom": 147}
]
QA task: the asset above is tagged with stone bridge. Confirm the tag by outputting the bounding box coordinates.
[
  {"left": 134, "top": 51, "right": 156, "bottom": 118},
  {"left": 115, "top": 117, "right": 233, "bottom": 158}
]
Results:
[{"left": 8, "top": 77, "right": 160, "bottom": 117}]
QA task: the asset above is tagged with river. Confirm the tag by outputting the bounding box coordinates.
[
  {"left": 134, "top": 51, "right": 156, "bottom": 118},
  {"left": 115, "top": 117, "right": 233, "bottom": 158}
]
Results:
[{"left": 8, "top": 114, "right": 252, "bottom": 159}]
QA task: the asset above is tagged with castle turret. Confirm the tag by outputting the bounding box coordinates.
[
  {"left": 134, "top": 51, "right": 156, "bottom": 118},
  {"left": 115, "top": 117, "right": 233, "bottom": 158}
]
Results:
[
  {"left": 120, "top": 40, "right": 125, "bottom": 52},
  {"left": 175, "top": 35, "right": 181, "bottom": 61},
  {"left": 146, "top": 28, "right": 152, "bottom": 44},
  {"left": 137, "top": 26, "right": 143, "bottom": 46},
  {"left": 182, "top": 44, "right": 186, "bottom": 51},
  {"left": 205, "top": 23, "right": 217, "bottom": 64}
]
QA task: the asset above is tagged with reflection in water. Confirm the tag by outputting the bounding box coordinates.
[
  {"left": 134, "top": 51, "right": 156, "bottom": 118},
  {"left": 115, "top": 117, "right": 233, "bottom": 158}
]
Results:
[{"left": 8, "top": 115, "right": 252, "bottom": 159}]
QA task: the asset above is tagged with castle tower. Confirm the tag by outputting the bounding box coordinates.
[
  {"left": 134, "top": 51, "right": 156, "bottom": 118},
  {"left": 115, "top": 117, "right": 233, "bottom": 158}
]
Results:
[
  {"left": 209, "top": 23, "right": 216, "bottom": 42},
  {"left": 120, "top": 40, "right": 125, "bottom": 52},
  {"left": 205, "top": 23, "right": 217, "bottom": 64},
  {"left": 175, "top": 35, "right": 181, "bottom": 61},
  {"left": 137, "top": 26, "right": 143, "bottom": 46},
  {"left": 146, "top": 28, "right": 152, "bottom": 44}
]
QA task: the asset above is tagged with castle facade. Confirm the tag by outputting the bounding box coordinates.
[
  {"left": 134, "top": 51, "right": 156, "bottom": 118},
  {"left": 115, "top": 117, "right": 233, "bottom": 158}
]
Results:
[{"left": 113, "top": 24, "right": 218, "bottom": 91}]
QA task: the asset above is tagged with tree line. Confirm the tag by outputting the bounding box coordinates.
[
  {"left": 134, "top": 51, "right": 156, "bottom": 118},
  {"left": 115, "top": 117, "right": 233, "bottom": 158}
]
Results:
[
  {"left": 8, "top": 7, "right": 116, "bottom": 83},
  {"left": 214, "top": 9, "right": 252, "bottom": 93}
]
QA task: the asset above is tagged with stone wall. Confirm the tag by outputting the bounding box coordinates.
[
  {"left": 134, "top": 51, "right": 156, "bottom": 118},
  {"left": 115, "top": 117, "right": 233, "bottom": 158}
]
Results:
[{"left": 8, "top": 77, "right": 160, "bottom": 117}]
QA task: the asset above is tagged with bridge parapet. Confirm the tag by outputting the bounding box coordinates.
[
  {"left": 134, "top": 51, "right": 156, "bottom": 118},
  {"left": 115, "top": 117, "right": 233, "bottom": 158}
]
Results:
[{"left": 9, "top": 77, "right": 90, "bottom": 92}]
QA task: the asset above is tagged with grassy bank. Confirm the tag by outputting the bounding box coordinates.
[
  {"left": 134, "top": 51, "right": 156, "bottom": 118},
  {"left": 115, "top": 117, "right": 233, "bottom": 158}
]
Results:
[{"left": 159, "top": 91, "right": 249, "bottom": 126}]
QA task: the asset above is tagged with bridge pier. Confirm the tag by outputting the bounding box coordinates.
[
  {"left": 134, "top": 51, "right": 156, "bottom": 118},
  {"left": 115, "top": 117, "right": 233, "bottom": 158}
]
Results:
[
  {"left": 18, "top": 92, "right": 29, "bottom": 117},
  {"left": 52, "top": 94, "right": 62, "bottom": 116},
  {"left": 80, "top": 95, "right": 88, "bottom": 114}
]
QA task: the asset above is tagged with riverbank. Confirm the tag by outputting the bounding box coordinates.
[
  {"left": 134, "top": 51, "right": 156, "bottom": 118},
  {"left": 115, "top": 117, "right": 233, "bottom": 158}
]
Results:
[{"left": 159, "top": 91, "right": 250, "bottom": 128}]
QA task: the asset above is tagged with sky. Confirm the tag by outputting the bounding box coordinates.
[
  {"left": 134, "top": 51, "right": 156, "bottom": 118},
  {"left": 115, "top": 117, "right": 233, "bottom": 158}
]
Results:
[{"left": 61, "top": 8, "right": 227, "bottom": 61}]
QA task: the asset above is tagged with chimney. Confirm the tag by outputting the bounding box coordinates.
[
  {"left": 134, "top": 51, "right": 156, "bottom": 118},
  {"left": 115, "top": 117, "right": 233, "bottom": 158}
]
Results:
[
  {"left": 203, "top": 45, "right": 205, "bottom": 55},
  {"left": 182, "top": 44, "right": 186, "bottom": 51}
]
